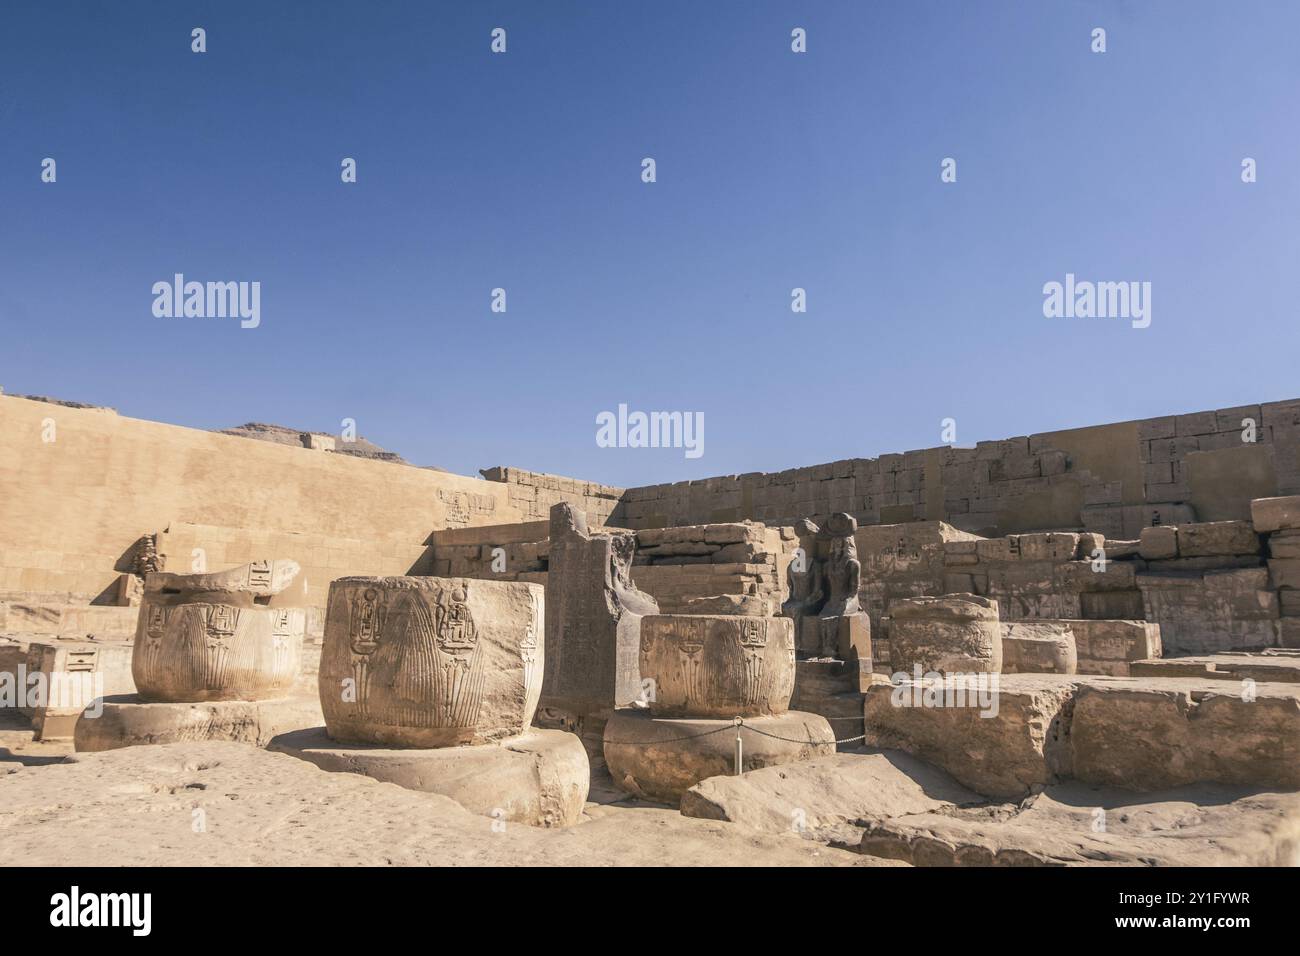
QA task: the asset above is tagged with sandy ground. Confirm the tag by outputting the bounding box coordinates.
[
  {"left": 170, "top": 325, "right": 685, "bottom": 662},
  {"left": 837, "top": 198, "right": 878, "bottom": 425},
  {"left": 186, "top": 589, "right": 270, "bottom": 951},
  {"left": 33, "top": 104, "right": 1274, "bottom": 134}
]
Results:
[{"left": 0, "top": 730, "right": 893, "bottom": 866}]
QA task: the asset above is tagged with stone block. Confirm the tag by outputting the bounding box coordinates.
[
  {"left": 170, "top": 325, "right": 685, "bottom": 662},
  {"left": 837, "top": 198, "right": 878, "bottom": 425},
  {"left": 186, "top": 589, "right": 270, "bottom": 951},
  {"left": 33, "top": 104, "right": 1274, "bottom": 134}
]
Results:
[
  {"left": 543, "top": 504, "right": 658, "bottom": 715},
  {"left": 868, "top": 673, "right": 1300, "bottom": 798},
  {"left": 1018, "top": 532, "right": 1080, "bottom": 562},
  {"left": 1062, "top": 619, "right": 1161, "bottom": 676},
  {"left": 269, "top": 727, "right": 589, "bottom": 828},
  {"left": 639, "top": 615, "right": 795, "bottom": 718},
  {"left": 1070, "top": 681, "right": 1300, "bottom": 791},
  {"left": 1000, "top": 622, "right": 1077, "bottom": 674},
  {"left": 1078, "top": 590, "right": 1146, "bottom": 621},
  {"left": 1176, "top": 520, "right": 1261, "bottom": 557},
  {"left": 888, "top": 593, "right": 1001, "bottom": 675},
  {"left": 602, "top": 709, "right": 835, "bottom": 805},
  {"left": 321, "top": 576, "right": 543, "bottom": 747},
  {"left": 1268, "top": 530, "right": 1300, "bottom": 559},
  {"left": 1138, "top": 526, "right": 1178, "bottom": 560},
  {"left": 1252, "top": 495, "right": 1300, "bottom": 533},
  {"left": 1269, "top": 558, "right": 1300, "bottom": 590},
  {"left": 864, "top": 676, "right": 1075, "bottom": 799}
]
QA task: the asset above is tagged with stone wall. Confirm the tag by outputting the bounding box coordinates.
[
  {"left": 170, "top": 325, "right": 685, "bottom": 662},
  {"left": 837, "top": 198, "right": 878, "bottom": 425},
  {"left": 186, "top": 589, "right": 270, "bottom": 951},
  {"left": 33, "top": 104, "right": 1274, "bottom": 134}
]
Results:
[
  {"left": 425, "top": 519, "right": 785, "bottom": 615},
  {"left": 479, "top": 466, "right": 623, "bottom": 525},
  {"left": 613, "top": 398, "right": 1300, "bottom": 538},
  {"left": 0, "top": 394, "right": 520, "bottom": 604},
  {"left": 941, "top": 532, "right": 1144, "bottom": 623}
]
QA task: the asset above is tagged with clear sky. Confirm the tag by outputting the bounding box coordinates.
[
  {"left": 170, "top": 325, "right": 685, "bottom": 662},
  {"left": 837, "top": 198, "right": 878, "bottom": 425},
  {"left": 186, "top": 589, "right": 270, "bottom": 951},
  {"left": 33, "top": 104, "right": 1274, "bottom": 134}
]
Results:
[{"left": 2, "top": 1, "right": 1297, "bottom": 487}]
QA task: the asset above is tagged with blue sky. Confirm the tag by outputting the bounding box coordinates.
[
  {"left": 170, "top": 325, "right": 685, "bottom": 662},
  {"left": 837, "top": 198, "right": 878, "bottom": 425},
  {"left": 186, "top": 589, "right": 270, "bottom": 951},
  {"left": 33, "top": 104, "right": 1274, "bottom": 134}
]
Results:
[{"left": 2, "top": 1, "right": 1297, "bottom": 486}]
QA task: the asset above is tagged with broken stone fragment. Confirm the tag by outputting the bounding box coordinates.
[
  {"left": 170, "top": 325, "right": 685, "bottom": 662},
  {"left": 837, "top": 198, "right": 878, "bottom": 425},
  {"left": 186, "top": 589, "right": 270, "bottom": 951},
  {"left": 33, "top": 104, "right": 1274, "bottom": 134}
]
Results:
[{"left": 133, "top": 559, "right": 308, "bottom": 703}]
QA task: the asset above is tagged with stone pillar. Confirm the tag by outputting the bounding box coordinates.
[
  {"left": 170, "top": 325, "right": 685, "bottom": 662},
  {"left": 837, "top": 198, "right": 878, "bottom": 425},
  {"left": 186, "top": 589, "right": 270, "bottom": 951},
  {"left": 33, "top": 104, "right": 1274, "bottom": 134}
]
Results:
[
  {"left": 640, "top": 615, "right": 795, "bottom": 718},
  {"left": 542, "top": 502, "right": 658, "bottom": 715},
  {"left": 132, "top": 558, "right": 307, "bottom": 702},
  {"left": 604, "top": 612, "right": 834, "bottom": 804},
  {"left": 274, "top": 575, "right": 589, "bottom": 828},
  {"left": 318, "top": 576, "right": 543, "bottom": 747},
  {"left": 76, "top": 559, "right": 322, "bottom": 753}
]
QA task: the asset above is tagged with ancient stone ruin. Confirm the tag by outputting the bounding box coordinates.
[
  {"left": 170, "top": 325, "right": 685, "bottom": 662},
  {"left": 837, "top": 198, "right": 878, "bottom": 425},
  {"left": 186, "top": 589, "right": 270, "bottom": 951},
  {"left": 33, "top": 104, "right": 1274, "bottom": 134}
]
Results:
[
  {"left": 603, "top": 614, "right": 834, "bottom": 804},
  {"left": 272, "top": 576, "right": 589, "bottom": 827},
  {"left": 73, "top": 560, "right": 322, "bottom": 752},
  {"left": 4, "top": 392, "right": 1300, "bottom": 867}
]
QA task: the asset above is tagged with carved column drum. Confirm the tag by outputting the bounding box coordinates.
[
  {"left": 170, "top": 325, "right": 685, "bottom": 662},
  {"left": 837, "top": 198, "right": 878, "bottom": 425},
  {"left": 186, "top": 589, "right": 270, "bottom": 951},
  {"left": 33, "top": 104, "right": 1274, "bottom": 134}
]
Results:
[
  {"left": 638, "top": 614, "right": 795, "bottom": 718},
  {"left": 320, "top": 577, "right": 544, "bottom": 748},
  {"left": 888, "top": 593, "right": 1002, "bottom": 675},
  {"left": 132, "top": 559, "right": 307, "bottom": 702}
]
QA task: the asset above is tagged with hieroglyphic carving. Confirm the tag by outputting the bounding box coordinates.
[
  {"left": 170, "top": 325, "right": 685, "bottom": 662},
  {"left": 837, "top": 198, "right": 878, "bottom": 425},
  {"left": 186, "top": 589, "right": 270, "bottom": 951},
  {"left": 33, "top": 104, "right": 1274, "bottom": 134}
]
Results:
[
  {"left": 132, "top": 559, "right": 306, "bottom": 703},
  {"left": 639, "top": 615, "right": 795, "bottom": 718},
  {"left": 321, "top": 577, "right": 543, "bottom": 747},
  {"left": 520, "top": 589, "right": 539, "bottom": 693},
  {"left": 437, "top": 489, "right": 499, "bottom": 528}
]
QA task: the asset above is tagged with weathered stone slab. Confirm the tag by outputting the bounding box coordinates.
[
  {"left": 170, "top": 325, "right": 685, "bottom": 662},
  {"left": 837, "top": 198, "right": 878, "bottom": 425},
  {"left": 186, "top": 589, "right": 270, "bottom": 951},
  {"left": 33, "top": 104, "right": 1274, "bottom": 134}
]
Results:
[
  {"left": 640, "top": 615, "right": 795, "bottom": 718},
  {"left": 680, "top": 749, "right": 1300, "bottom": 866},
  {"left": 856, "top": 782, "right": 1300, "bottom": 866},
  {"left": 603, "top": 709, "right": 835, "bottom": 805},
  {"left": 543, "top": 503, "right": 658, "bottom": 714},
  {"left": 887, "top": 593, "right": 1001, "bottom": 675},
  {"left": 1000, "top": 622, "right": 1077, "bottom": 674},
  {"left": 320, "top": 576, "right": 542, "bottom": 748},
  {"left": 1176, "top": 520, "right": 1261, "bottom": 557},
  {"left": 1252, "top": 495, "right": 1300, "bottom": 533},
  {"left": 679, "top": 748, "right": 982, "bottom": 844},
  {"left": 1077, "top": 590, "right": 1145, "bottom": 620},
  {"left": 1070, "top": 679, "right": 1300, "bottom": 791},
  {"left": 74, "top": 695, "right": 323, "bottom": 752},
  {"left": 865, "top": 675, "right": 1074, "bottom": 799},
  {"left": 1018, "top": 532, "right": 1080, "bottom": 562},
  {"left": 1129, "top": 651, "right": 1300, "bottom": 683},
  {"left": 270, "top": 726, "right": 589, "bottom": 827},
  {"left": 1139, "top": 569, "right": 1279, "bottom": 655},
  {"left": 868, "top": 673, "right": 1300, "bottom": 799}
]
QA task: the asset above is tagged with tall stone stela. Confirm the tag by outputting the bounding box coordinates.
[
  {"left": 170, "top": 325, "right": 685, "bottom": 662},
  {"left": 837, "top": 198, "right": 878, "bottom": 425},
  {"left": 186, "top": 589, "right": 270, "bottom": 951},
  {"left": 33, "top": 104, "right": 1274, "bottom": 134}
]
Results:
[{"left": 542, "top": 502, "right": 658, "bottom": 715}]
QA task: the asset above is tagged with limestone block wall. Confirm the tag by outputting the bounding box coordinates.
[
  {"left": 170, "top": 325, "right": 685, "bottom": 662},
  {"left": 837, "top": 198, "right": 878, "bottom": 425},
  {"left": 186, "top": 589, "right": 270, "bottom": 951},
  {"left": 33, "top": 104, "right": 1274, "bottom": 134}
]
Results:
[
  {"left": 479, "top": 466, "right": 623, "bottom": 525},
  {"left": 613, "top": 398, "right": 1300, "bottom": 538},
  {"left": 0, "top": 395, "right": 520, "bottom": 604},
  {"left": 941, "top": 532, "right": 1145, "bottom": 623},
  {"left": 1252, "top": 497, "right": 1300, "bottom": 647},
  {"left": 425, "top": 519, "right": 784, "bottom": 615},
  {"left": 851, "top": 521, "right": 976, "bottom": 635},
  {"left": 932, "top": 519, "right": 1283, "bottom": 655}
]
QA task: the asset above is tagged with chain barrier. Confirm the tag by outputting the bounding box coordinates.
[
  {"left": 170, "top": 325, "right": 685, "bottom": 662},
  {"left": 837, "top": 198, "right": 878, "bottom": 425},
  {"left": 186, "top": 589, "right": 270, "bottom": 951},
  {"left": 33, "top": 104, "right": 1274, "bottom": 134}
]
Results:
[{"left": 607, "top": 715, "right": 866, "bottom": 749}]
